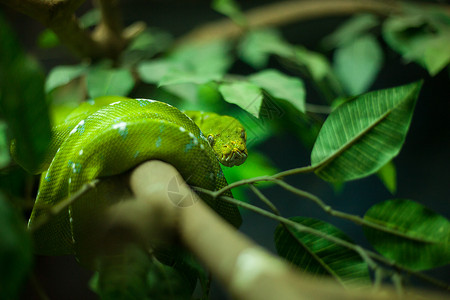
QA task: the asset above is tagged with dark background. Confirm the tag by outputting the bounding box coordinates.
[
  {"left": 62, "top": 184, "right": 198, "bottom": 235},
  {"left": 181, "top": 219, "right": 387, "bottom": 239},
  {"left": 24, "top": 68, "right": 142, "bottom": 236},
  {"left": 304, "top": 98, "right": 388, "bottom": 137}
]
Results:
[{"left": 2, "top": 1, "right": 449, "bottom": 299}]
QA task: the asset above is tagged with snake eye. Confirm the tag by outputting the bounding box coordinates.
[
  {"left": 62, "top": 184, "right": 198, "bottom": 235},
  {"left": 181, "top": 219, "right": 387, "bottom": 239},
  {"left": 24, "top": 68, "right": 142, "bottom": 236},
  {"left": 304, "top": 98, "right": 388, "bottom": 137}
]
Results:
[{"left": 207, "top": 134, "right": 215, "bottom": 146}]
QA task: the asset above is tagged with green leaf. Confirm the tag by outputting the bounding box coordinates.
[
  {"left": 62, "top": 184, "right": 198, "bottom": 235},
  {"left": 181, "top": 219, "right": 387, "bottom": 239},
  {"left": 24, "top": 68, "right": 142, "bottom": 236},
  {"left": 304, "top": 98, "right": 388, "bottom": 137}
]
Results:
[
  {"left": 137, "top": 60, "right": 172, "bottom": 84},
  {"left": 79, "top": 9, "right": 101, "bottom": 29},
  {"left": 86, "top": 68, "right": 135, "bottom": 98},
  {"left": 376, "top": 160, "right": 396, "bottom": 194},
  {"left": 238, "top": 28, "right": 293, "bottom": 68},
  {"left": 212, "top": 0, "right": 246, "bottom": 27},
  {"left": 45, "top": 64, "right": 87, "bottom": 93},
  {"left": 311, "top": 81, "right": 422, "bottom": 182},
  {"left": 159, "top": 39, "right": 232, "bottom": 86},
  {"left": 123, "top": 29, "right": 173, "bottom": 65},
  {"left": 218, "top": 82, "right": 263, "bottom": 118},
  {"left": 0, "top": 13, "right": 52, "bottom": 173},
  {"left": 0, "top": 192, "right": 33, "bottom": 299},
  {"left": 363, "top": 199, "right": 450, "bottom": 270},
  {"left": 292, "top": 46, "right": 333, "bottom": 82},
  {"left": 249, "top": 69, "right": 305, "bottom": 113},
  {"left": 423, "top": 33, "right": 450, "bottom": 76},
  {"left": 274, "top": 217, "right": 370, "bottom": 286},
  {"left": 383, "top": 14, "right": 450, "bottom": 76},
  {"left": 37, "top": 29, "right": 60, "bottom": 48},
  {"left": 334, "top": 34, "right": 383, "bottom": 95},
  {"left": 0, "top": 121, "right": 10, "bottom": 168},
  {"left": 159, "top": 68, "right": 222, "bottom": 86},
  {"left": 322, "top": 14, "right": 379, "bottom": 49}
]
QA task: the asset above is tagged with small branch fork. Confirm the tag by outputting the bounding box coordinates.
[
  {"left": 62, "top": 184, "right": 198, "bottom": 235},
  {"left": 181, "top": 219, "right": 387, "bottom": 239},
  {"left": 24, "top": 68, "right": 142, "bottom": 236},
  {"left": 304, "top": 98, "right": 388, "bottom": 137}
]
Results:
[{"left": 0, "top": 0, "right": 144, "bottom": 60}]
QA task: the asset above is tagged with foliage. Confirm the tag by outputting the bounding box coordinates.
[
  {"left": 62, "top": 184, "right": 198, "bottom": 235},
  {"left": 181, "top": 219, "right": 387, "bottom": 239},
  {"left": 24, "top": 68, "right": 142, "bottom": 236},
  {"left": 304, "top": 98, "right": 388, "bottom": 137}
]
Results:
[{"left": 0, "top": 0, "right": 449, "bottom": 299}]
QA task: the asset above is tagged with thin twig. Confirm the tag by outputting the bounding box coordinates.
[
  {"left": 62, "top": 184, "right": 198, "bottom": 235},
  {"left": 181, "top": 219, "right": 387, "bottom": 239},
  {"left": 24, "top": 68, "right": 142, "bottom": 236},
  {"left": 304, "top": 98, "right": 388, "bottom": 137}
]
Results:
[
  {"left": 193, "top": 186, "right": 450, "bottom": 291},
  {"left": 29, "top": 179, "right": 99, "bottom": 232},
  {"left": 272, "top": 179, "right": 434, "bottom": 243}
]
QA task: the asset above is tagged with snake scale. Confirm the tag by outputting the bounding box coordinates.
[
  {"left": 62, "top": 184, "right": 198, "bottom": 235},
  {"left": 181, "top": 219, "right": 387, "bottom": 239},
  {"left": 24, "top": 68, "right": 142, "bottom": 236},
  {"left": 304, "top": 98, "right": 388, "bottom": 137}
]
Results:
[{"left": 22, "top": 97, "right": 247, "bottom": 263}]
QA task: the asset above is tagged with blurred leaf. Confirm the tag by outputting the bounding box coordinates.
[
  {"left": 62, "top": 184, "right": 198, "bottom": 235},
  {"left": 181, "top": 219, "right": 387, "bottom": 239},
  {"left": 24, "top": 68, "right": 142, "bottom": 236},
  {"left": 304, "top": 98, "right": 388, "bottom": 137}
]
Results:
[
  {"left": 159, "top": 68, "right": 221, "bottom": 86},
  {"left": 137, "top": 59, "right": 172, "bottom": 84},
  {"left": 45, "top": 64, "right": 87, "bottom": 93},
  {"left": 311, "top": 81, "right": 422, "bottom": 182},
  {"left": 93, "top": 245, "right": 194, "bottom": 299},
  {"left": 212, "top": 0, "right": 246, "bottom": 27},
  {"left": 159, "top": 40, "right": 232, "bottom": 86},
  {"left": 238, "top": 28, "right": 293, "bottom": 68},
  {"left": 86, "top": 68, "right": 135, "bottom": 98},
  {"left": 219, "top": 82, "right": 262, "bottom": 118},
  {"left": 124, "top": 29, "right": 173, "bottom": 65},
  {"left": 0, "top": 121, "right": 10, "bottom": 168},
  {"left": 322, "top": 14, "right": 379, "bottom": 49},
  {"left": 249, "top": 69, "right": 305, "bottom": 113},
  {"left": 163, "top": 83, "right": 199, "bottom": 104},
  {"left": 333, "top": 34, "right": 383, "bottom": 95},
  {"left": 0, "top": 192, "right": 33, "bottom": 299},
  {"left": 79, "top": 9, "right": 101, "bottom": 29},
  {"left": 292, "top": 46, "right": 333, "bottom": 82},
  {"left": 383, "top": 14, "right": 450, "bottom": 76},
  {"left": 364, "top": 199, "right": 450, "bottom": 270},
  {"left": 0, "top": 13, "right": 52, "bottom": 173},
  {"left": 423, "top": 33, "right": 450, "bottom": 76},
  {"left": 37, "top": 29, "right": 60, "bottom": 48},
  {"left": 274, "top": 217, "right": 370, "bottom": 286},
  {"left": 376, "top": 160, "right": 396, "bottom": 194}
]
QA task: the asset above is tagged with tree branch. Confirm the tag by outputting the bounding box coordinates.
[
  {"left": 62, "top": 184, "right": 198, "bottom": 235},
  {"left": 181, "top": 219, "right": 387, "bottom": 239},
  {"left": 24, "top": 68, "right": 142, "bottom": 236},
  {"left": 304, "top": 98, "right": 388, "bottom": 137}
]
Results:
[
  {"left": 178, "top": 0, "right": 450, "bottom": 45},
  {"left": 0, "top": 0, "right": 144, "bottom": 60},
  {"left": 121, "top": 160, "right": 448, "bottom": 300}
]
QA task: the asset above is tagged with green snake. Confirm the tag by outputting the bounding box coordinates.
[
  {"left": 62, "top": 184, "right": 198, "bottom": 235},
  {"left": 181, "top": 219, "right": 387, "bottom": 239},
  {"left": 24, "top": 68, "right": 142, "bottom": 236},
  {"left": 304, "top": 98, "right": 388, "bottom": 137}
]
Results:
[{"left": 21, "top": 97, "right": 246, "bottom": 263}]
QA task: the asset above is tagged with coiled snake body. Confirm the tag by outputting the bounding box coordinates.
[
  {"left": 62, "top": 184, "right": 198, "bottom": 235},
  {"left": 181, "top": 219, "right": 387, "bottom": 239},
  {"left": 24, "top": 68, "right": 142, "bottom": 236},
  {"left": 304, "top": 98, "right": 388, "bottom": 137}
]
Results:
[{"left": 24, "top": 97, "right": 246, "bottom": 262}]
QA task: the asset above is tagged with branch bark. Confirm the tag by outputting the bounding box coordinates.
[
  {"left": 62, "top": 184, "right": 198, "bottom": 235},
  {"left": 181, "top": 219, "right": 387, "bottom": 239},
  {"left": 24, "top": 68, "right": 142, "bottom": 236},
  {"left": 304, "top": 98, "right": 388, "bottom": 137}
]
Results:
[
  {"left": 178, "top": 0, "right": 450, "bottom": 45},
  {"left": 0, "top": 0, "right": 144, "bottom": 60},
  {"left": 102, "top": 160, "right": 448, "bottom": 300}
]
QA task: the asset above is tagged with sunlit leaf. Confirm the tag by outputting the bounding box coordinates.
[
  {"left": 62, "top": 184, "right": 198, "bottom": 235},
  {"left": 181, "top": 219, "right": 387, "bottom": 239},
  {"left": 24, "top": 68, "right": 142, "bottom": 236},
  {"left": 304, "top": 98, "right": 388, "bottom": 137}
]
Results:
[
  {"left": 274, "top": 217, "right": 370, "bottom": 286},
  {"left": 376, "top": 160, "right": 396, "bottom": 194},
  {"left": 249, "top": 69, "right": 305, "bottom": 113},
  {"left": 311, "top": 81, "right": 422, "bottom": 182},
  {"left": 322, "top": 14, "right": 379, "bottom": 49},
  {"left": 334, "top": 34, "right": 383, "bottom": 95},
  {"left": 0, "top": 192, "right": 33, "bottom": 299},
  {"left": 218, "top": 82, "right": 262, "bottom": 118},
  {"left": 86, "top": 68, "right": 135, "bottom": 98},
  {"left": 45, "top": 64, "right": 87, "bottom": 93},
  {"left": 364, "top": 199, "right": 450, "bottom": 270}
]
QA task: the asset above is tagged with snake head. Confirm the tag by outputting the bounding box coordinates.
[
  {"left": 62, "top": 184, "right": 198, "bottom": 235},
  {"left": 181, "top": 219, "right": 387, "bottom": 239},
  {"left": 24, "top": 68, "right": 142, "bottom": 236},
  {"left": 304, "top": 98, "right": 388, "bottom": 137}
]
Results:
[{"left": 208, "top": 126, "right": 248, "bottom": 167}]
